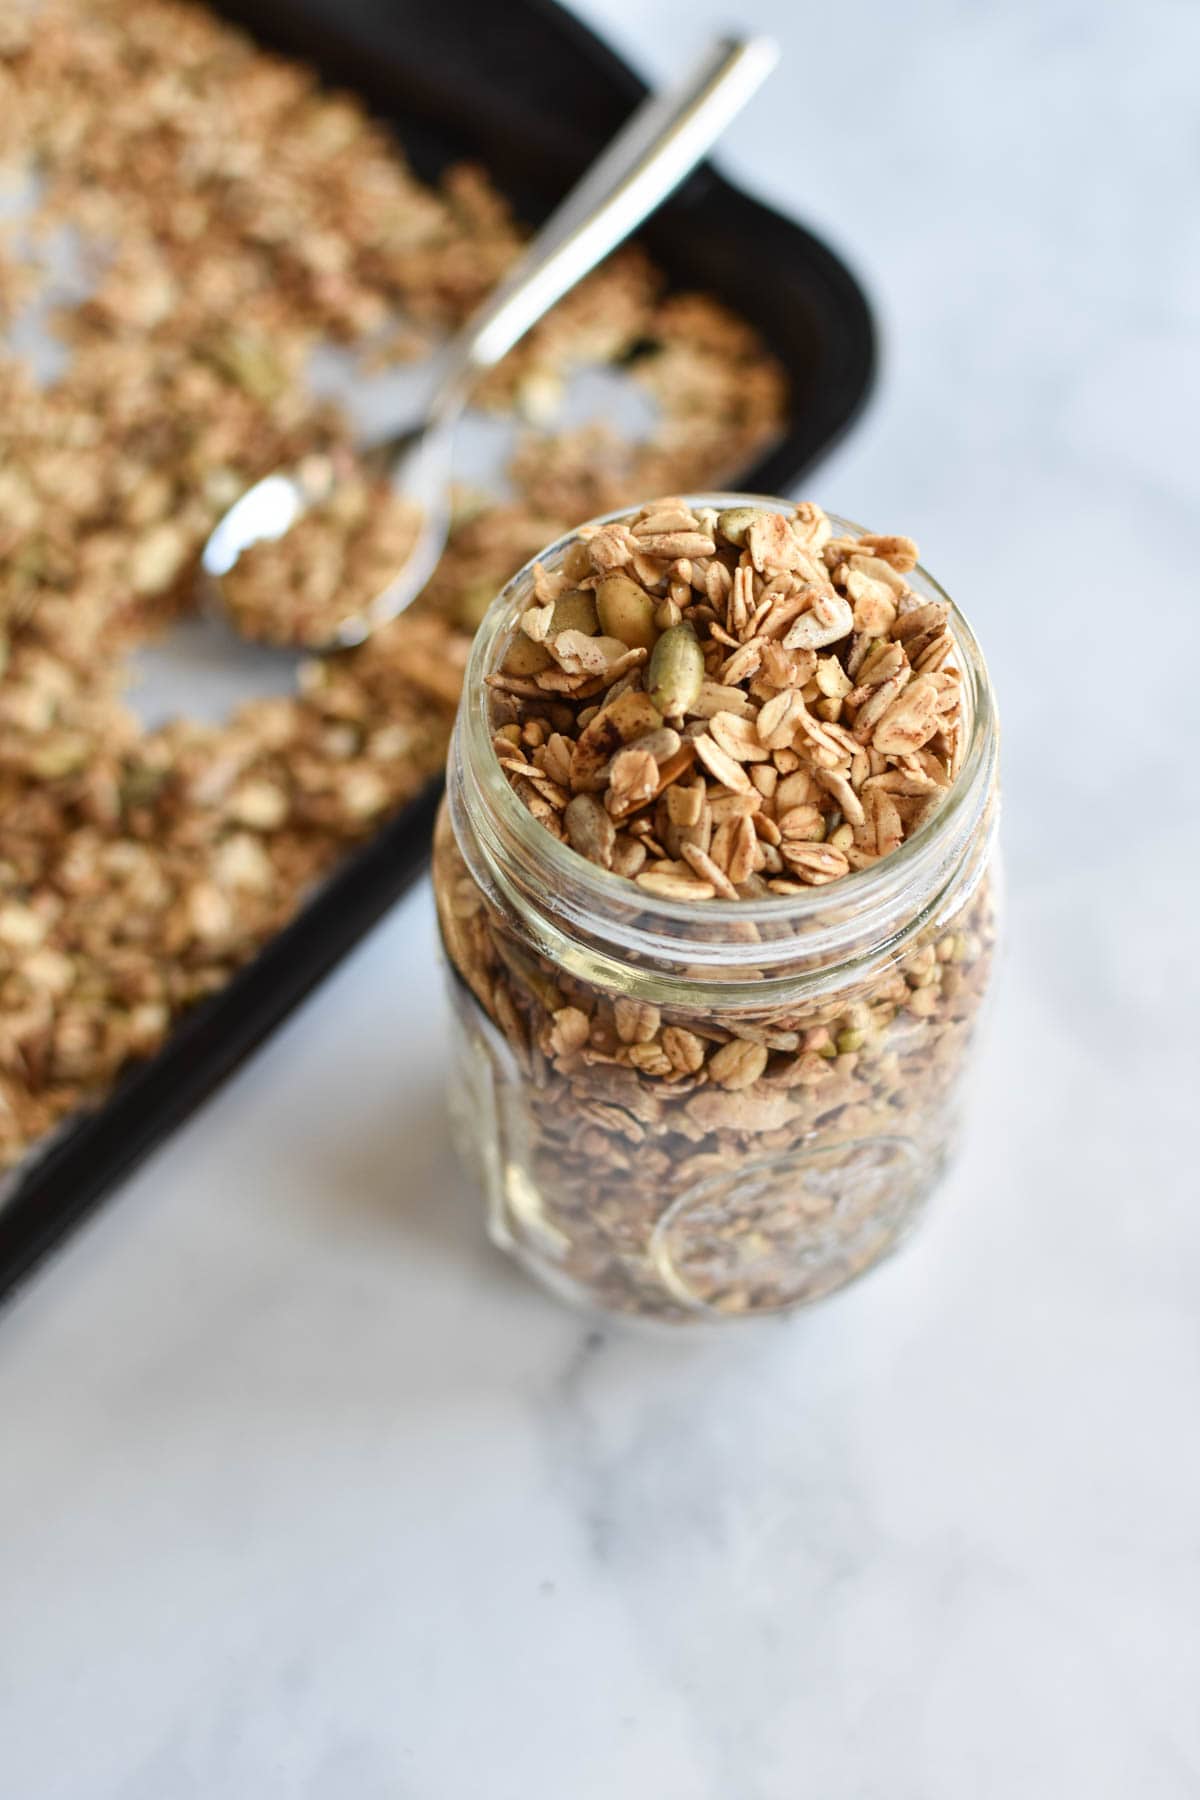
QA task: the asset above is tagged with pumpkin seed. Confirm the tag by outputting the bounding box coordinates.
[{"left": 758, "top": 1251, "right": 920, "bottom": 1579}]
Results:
[
  {"left": 502, "top": 632, "right": 553, "bottom": 676},
  {"left": 595, "top": 574, "right": 658, "bottom": 650},
  {"left": 717, "top": 505, "right": 759, "bottom": 547},
  {"left": 548, "top": 588, "right": 599, "bottom": 636},
  {"left": 647, "top": 624, "right": 705, "bottom": 720}
]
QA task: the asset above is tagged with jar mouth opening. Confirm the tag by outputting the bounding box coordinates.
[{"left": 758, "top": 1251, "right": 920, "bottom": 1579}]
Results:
[{"left": 455, "top": 494, "right": 998, "bottom": 977}]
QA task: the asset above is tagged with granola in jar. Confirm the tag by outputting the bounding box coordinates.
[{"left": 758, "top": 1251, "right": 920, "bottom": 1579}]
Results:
[{"left": 433, "top": 497, "right": 1000, "bottom": 1322}]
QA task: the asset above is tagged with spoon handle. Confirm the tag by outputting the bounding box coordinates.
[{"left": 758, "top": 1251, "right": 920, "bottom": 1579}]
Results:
[{"left": 430, "top": 34, "right": 778, "bottom": 416}]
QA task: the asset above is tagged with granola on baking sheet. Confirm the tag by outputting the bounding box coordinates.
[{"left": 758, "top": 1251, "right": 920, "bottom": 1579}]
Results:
[{"left": 0, "top": 0, "right": 787, "bottom": 1173}]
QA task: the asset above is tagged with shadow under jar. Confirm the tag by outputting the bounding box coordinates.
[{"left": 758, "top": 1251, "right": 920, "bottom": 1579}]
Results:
[{"left": 433, "top": 498, "right": 1000, "bottom": 1324}]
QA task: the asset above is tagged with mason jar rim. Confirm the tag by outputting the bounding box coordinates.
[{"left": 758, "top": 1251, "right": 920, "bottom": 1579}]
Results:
[{"left": 450, "top": 494, "right": 998, "bottom": 1000}]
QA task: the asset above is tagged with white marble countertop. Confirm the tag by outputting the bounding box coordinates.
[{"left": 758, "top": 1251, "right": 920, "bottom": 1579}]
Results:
[{"left": 3, "top": 2, "right": 1199, "bottom": 1795}]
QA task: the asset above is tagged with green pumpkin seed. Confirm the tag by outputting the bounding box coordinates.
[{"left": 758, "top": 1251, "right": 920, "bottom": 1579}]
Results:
[
  {"left": 549, "top": 588, "right": 599, "bottom": 636},
  {"left": 717, "top": 505, "right": 759, "bottom": 547},
  {"left": 648, "top": 624, "right": 705, "bottom": 720},
  {"left": 502, "top": 632, "right": 553, "bottom": 676},
  {"left": 595, "top": 574, "right": 658, "bottom": 650}
]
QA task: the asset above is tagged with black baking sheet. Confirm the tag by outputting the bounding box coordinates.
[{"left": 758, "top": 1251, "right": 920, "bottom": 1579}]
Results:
[{"left": 0, "top": 0, "right": 876, "bottom": 1304}]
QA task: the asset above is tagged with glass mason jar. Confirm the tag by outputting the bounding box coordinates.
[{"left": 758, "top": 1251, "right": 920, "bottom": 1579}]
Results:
[{"left": 433, "top": 498, "right": 1000, "bottom": 1324}]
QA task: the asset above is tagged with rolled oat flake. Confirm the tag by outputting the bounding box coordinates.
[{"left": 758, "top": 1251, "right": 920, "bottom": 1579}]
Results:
[{"left": 434, "top": 495, "right": 1000, "bottom": 1323}]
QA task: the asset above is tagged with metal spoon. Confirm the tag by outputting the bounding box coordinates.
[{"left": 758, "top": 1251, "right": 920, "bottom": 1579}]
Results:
[{"left": 200, "top": 34, "right": 778, "bottom": 651}]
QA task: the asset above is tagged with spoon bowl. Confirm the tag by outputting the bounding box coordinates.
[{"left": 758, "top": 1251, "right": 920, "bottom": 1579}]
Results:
[
  {"left": 200, "top": 422, "right": 453, "bottom": 648},
  {"left": 200, "top": 35, "right": 779, "bottom": 652}
]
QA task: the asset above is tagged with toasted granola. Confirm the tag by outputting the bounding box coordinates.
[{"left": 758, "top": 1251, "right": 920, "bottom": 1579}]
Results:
[{"left": 489, "top": 501, "right": 961, "bottom": 897}]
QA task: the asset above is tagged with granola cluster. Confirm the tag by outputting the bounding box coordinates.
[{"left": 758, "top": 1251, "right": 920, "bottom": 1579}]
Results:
[
  {"left": 218, "top": 471, "right": 424, "bottom": 647},
  {"left": 489, "top": 501, "right": 963, "bottom": 899},
  {"left": 434, "top": 502, "right": 998, "bottom": 1321},
  {"left": 0, "top": 0, "right": 787, "bottom": 1173}
]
